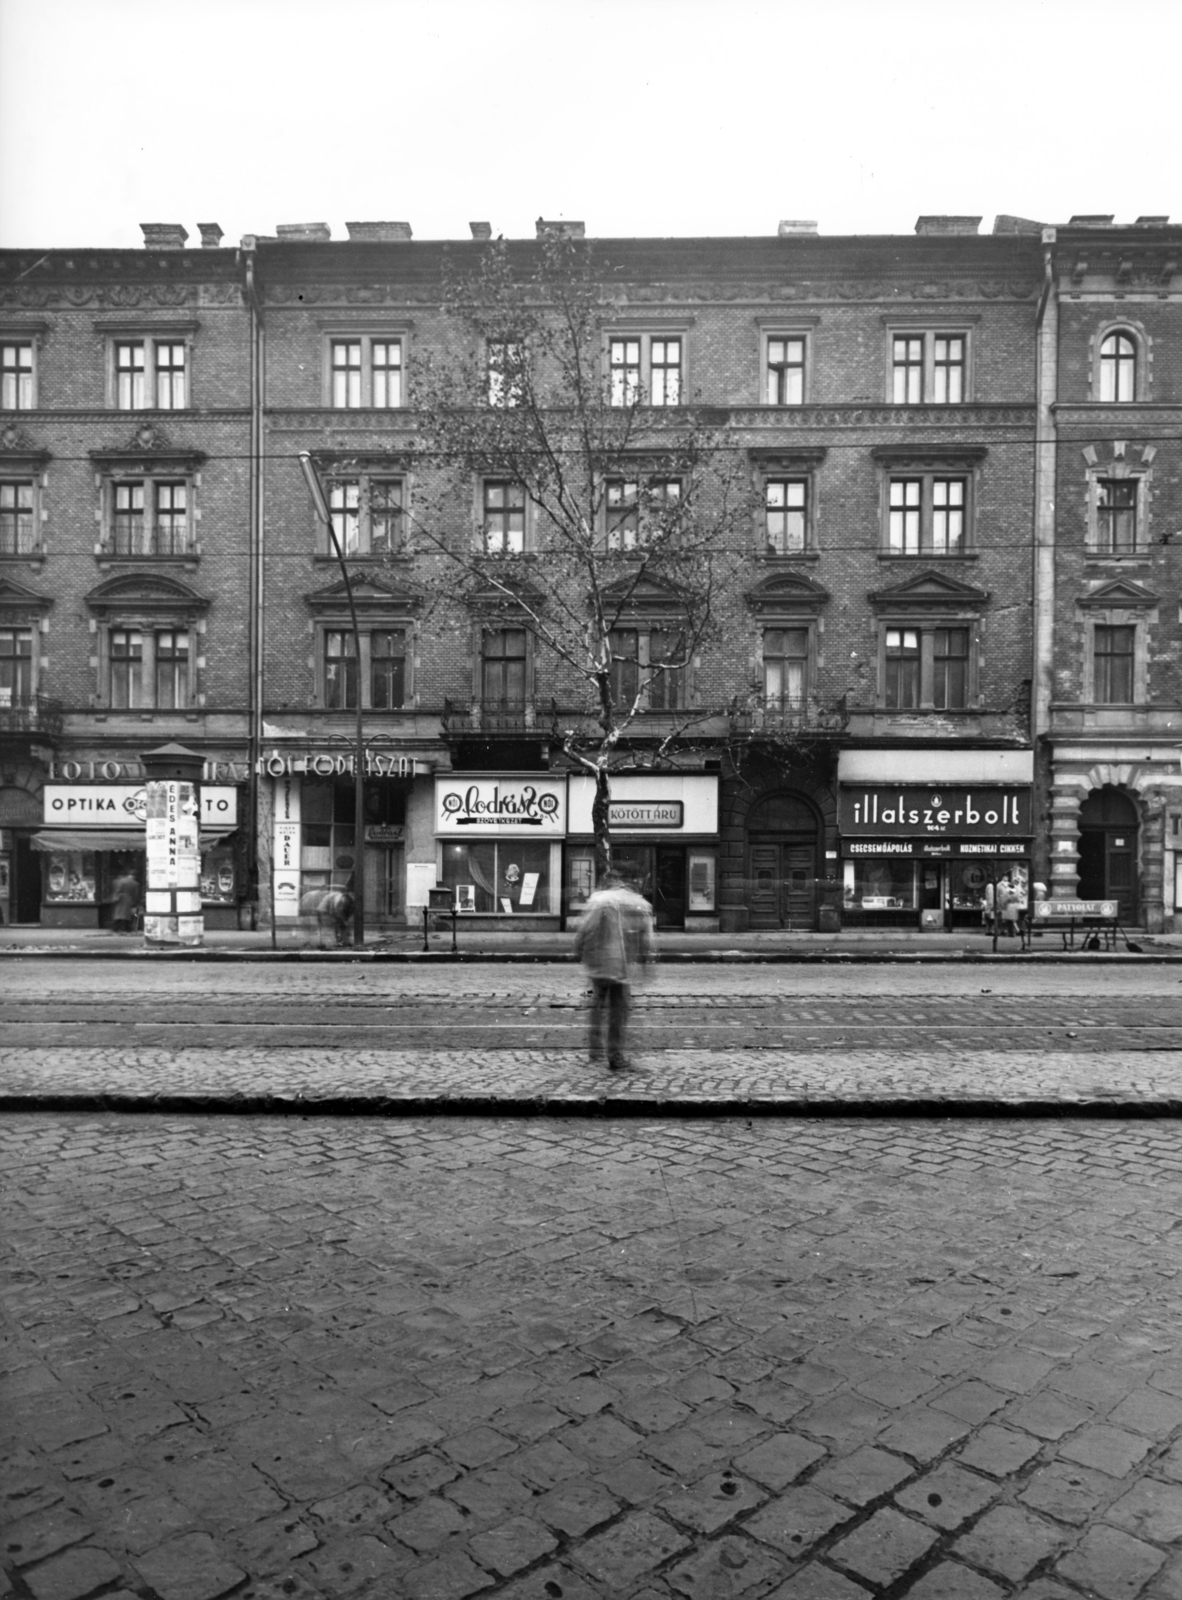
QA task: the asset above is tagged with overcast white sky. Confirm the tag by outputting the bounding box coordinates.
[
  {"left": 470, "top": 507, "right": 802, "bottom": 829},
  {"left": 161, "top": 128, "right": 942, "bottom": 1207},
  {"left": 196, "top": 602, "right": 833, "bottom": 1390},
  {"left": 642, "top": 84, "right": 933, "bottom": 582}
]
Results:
[{"left": 1, "top": 0, "right": 1178, "bottom": 250}]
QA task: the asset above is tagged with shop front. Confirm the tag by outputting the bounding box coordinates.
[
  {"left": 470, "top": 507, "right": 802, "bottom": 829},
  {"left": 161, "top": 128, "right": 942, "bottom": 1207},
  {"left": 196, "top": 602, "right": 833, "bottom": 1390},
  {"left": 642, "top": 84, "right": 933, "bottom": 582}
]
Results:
[
  {"left": 565, "top": 774, "right": 720, "bottom": 930},
  {"left": 35, "top": 781, "right": 242, "bottom": 929},
  {"left": 838, "top": 749, "right": 1033, "bottom": 931},
  {"left": 435, "top": 774, "right": 566, "bottom": 930}
]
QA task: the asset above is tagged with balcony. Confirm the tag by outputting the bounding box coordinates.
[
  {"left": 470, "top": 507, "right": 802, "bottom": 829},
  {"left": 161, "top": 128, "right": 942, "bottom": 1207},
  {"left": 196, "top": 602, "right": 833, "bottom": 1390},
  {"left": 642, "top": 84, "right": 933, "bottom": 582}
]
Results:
[
  {"left": 442, "top": 698, "right": 550, "bottom": 739},
  {"left": 98, "top": 528, "right": 199, "bottom": 564},
  {"left": 0, "top": 692, "right": 64, "bottom": 742},
  {"left": 729, "top": 694, "right": 849, "bottom": 740}
]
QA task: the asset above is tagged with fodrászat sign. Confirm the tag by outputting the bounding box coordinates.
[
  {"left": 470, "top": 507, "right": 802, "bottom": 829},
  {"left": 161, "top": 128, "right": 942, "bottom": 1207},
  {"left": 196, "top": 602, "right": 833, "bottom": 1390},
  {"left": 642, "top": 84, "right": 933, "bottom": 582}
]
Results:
[
  {"left": 840, "top": 787, "right": 1031, "bottom": 838},
  {"left": 435, "top": 777, "right": 567, "bottom": 835}
]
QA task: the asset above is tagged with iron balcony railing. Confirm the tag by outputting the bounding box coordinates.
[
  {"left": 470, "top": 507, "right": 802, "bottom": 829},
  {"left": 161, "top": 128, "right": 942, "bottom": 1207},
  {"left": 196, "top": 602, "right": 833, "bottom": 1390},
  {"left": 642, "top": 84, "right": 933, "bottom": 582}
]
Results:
[
  {"left": 0, "top": 692, "right": 64, "bottom": 740},
  {"left": 441, "top": 697, "right": 548, "bottom": 737},
  {"left": 729, "top": 694, "right": 849, "bottom": 737},
  {"left": 101, "top": 527, "right": 196, "bottom": 558}
]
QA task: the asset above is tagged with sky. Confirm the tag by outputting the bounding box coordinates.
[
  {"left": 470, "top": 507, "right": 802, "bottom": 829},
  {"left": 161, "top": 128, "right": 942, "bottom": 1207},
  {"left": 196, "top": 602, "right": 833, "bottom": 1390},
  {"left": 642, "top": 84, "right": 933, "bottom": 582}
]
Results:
[{"left": 1, "top": 0, "right": 1179, "bottom": 251}]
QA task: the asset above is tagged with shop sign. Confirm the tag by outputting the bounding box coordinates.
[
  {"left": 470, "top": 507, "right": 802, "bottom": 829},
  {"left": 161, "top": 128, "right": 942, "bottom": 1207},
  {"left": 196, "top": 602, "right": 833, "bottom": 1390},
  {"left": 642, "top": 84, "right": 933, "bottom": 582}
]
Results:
[
  {"left": 365, "top": 825, "right": 405, "bottom": 844},
  {"left": 259, "top": 749, "right": 429, "bottom": 778},
  {"left": 609, "top": 800, "right": 684, "bottom": 828},
  {"left": 567, "top": 774, "right": 718, "bottom": 836},
  {"left": 845, "top": 839, "right": 1029, "bottom": 858},
  {"left": 1033, "top": 899, "right": 1118, "bottom": 920},
  {"left": 840, "top": 786, "right": 1031, "bottom": 838},
  {"left": 43, "top": 785, "right": 238, "bottom": 827},
  {"left": 435, "top": 777, "right": 566, "bottom": 835},
  {"left": 47, "top": 758, "right": 247, "bottom": 782},
  {"left": 272, "top": 775, "right": 300, "bottom": 917}
]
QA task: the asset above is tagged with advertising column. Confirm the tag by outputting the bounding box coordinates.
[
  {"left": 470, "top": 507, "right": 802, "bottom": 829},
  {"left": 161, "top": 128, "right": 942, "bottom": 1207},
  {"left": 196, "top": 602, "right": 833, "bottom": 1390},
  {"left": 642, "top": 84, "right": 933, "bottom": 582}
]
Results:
[{"left": 143, "top": 778, "right": 203, "bottom": 946}]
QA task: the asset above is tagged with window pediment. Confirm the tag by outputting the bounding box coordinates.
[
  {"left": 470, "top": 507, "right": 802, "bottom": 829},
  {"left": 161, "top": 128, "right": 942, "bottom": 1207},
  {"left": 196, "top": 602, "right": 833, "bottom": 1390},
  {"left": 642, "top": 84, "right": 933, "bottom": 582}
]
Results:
[
  {"left": 746, "top": 572, "right": 829, "bottom": 615},
  {"left": 85, "top": 572, "right": 209, "bottom": 617},
  {"left": 0, "top": 423, "right": 51, "bottom": 473},
  {"left": 871, "top": 443, "right": 987, "bottom": 469},
  {"left": 1076, "top": 577, "right": 1159, "bottom": 609},
  {"left": 0, "top": 574, "right": 52, "bottom": 617},
  {"left": 89, "top": 422, "right": 205, "bottom": 474},
  {"left": 869, "top": 569, "right": 989, "bottom": 612},
  {"left": 600, "top": 574, "right": 689, "bottom": 617},
  {"left": 305, "top": 571, "right": 421, "bottom": 615},
  {"left": 748, "top": 446, "right": 827, "bottom": 468}
]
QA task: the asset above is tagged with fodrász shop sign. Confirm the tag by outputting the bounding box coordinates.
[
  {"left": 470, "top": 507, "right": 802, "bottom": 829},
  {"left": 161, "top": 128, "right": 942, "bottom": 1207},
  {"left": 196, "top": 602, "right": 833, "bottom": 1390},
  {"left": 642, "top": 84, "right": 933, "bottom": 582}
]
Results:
[
  {"left": 840, "top": 786, "right": 1030, "bottom": 839},
  {"left": 435, "top": 777, "right": 567, "bottom": 835}
]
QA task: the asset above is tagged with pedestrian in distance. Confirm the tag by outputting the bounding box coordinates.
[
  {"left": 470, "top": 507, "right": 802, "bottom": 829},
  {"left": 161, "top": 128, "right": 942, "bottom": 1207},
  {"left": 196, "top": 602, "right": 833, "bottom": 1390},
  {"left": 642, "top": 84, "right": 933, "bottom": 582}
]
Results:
[
  {"left": 998, "top": 873, "right": 1022, "bottom": 939},
  {"left": 981, "top": 879, "right": 995, "bottom": 936},
  {"left": 317, "top": 883, "right": 354, "bottom": 948},
  {"left": 572, "top": 869, "right": 656, "bottom": 1071},
  {"left": 109, "top": 867, "right": 140, "bottom": 934}
]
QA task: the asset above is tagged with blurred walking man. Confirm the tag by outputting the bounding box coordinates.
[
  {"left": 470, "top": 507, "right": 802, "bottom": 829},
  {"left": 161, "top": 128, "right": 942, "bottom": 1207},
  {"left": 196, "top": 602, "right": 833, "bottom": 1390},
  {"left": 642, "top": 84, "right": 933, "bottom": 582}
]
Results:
[{"left": 572, "top": 870, "right": 656, "bottom": 1071}]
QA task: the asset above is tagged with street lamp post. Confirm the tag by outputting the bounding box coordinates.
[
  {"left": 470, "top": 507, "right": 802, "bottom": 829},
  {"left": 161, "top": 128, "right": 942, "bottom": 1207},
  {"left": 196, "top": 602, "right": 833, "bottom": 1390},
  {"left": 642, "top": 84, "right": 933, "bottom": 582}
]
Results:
[{"left": 299, "top": 451, "right": 365, "bottom": 949}]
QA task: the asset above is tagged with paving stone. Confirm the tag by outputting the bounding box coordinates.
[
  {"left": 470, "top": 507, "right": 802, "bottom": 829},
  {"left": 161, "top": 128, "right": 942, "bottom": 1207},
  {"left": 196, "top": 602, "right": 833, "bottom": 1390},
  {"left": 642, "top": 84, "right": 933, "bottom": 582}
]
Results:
[
  {"left": 308, "top": 1483, "right": 398, "bottom": 1527},
  {"left": 930, "top": 1379, "right": 1009, "bottom": 1425},
  {"left": 382, "top": 1453, "right": 459, "bottom": 1499},
  {"left": 903, "top": 1563, "right": 1006, "bottom": 1600},
  {"left": 131, "top": 1532, "right": 246, "bottom": 1600},
  {"left": 302, "top": 1532, "right": 417, "bottom": 1594},
  {"left": 23, "top": 1545, "right": 125, "bottom": 1600},
  {"left": 743, "top": 1485, "right": 853, "bottom": 1557},
  {"left": 827, "top": 1506, "right": 937, "bottom": 1587},
  {"left": 1050, "top": 1362, "right": 1140, "bottom": 1413},
  {"left": 973, "top": 1349, "right": 1060, "bottom": 1394},
  {"left": 1057, "top": 1422, "right": 1154, "bottom": 1478},
  {"left": 1019, "top": 1460, "right": 1112, "bottom": 1525},
  {"left": 612, "top": 1388, "right": 694, "bottom": 1433},
  {"left": 229, "top": 1511, "right": 319, "bottom": 1576},
  {"left": 875, "top": 1405, "right": 971, "bottom": 1462},
  {"left": 735, "top": 1381, "right": 808, "bottom": 1425},
  {"left": 811, "top": 1445, "right": 912, "bottom": 1508},
  {"left": 570, "top": 1510, "right": 690, "bottom": 1588},
  {"left": 491, "top": 1565, "right": 602, "bottom": 1600},
  {"left": 0, "top": 1505, "right": 94, "bottom": 1569},
  {"left": 1007, "top": 1390, "right": 1092, "bottom": 1440},
  {"left": 595, "top": 1456, "right": 674, "bottom": 1505},
  {"left": 443, "top": 1470, "right": 534, "bottom": 1528},
  {"left": 956, "top": 1423, "right": 1043, "bottom": 1478},
  {"left": 562, "top": 1413, "right": 644, "bottom": 1464},
  {"left": 104, "top": 1492, "right": 196, "bottom": 1554},
  {"left": 386, "top": 1496, "right": 468, "bottom": 1553},
  {"left": 1146, "top": 1553, "right": 1182, "bottom": 1600},
  {"left": 666, "top": 1533, "right": 785, "bottom": 1598},
  {"left": 534, "top": 1478, "right": 620, "bottom": 1537},
  {"left": 1105, "top": 1478, "right": 1182, "bottom": 1546},
  {"left": 764, "top": 1566, "right": 870, "bottom": 1599},
  {"left": 954, "top": 1504, "right": 1067, "bottom": 1583},
  {"left": 644, "top": 1425, "right": 727, "bottom": 1476},
  {"left": 658, "top": 1469, "right": 766, "bottom": 1534},
  {"left": 1109, "top": 1387, "right": 1182, "bottom": 1441},
  {"left": 467, "top": 1515, "right": 558, "bottom": 1578},
  {"left": 494, "top": 1401, "right": 568, "bottom": 1441},
  {"left": 512, "top": 1437, "right": 586, "bottom": 1489},
  {"left": 779, "top": 1362, "right": 844, "bottom": 1398},
  {"left": 894, "top": 1462, "right": 999, "bottom": 1530},
  {"left": 1056, "top": 1525, "right": 1168, "bottom": 1600},
  {"left": 854, "top": 1366, "right": 939, "bottom": 1409}
]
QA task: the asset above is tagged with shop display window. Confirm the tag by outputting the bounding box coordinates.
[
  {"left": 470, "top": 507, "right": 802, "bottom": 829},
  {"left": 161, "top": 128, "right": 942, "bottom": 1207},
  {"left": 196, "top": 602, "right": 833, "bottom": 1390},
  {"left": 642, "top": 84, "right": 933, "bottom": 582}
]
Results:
[
  {"left": 843, "top": 858, "right": 916, "bottom": 910},
  {"left": 200, "top": 848, "right": 236, "bottom": 905},
  {"left": 45, "top": 851, "right": 97, "bottom": 903},
  {"left": 441, "top": 840, "right": 550, "bottom": 913},
  {"left": 566, "top": 848, "right": 595, "bottom": 914},
  {"left": 688, "top": 851, "right": 716, "bottom": 911}
]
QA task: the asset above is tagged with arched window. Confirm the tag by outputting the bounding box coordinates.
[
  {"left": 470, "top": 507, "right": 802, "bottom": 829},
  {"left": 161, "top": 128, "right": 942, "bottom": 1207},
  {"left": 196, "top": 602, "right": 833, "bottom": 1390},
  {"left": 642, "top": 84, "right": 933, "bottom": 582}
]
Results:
[{"left": 1098, "top": 331, "right": 1137, "bottom": 403}]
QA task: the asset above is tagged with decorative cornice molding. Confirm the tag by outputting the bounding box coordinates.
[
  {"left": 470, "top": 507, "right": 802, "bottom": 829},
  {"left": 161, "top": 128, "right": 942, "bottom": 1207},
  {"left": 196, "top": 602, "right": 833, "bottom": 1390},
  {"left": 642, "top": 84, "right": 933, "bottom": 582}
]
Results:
[
  {"left": 869, "top": 569, "right": 991, "bottom": 610},
  {"left": 305, "top": 572, "right": 422, "bottom": 615},
  {"left": 871, "top": 442, "right": 989, "bottom": 466},
  {"left": 88, "top": 421, "right": 207, "bottom": 472},
  {"left": 85, "top": 571, "right": 209, "bottom": 615},
  {"left": 0, "top": 422, "right": 51, "bottom": 471},
  {"left": 0, "top": 284, "right": 199, "bottom": 309}
]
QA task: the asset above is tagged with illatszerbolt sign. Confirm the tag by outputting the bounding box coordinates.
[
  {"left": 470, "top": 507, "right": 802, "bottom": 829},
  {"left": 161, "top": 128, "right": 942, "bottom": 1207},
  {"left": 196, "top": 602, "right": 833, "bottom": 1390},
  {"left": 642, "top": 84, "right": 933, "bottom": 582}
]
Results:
[{"left": 840, "top": 786, "right": 1031, "bottom": 838}]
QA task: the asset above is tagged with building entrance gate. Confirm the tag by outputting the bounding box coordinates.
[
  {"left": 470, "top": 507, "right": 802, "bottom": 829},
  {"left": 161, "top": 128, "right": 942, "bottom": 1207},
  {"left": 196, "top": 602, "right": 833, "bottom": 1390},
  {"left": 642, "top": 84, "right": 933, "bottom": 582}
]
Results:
[
  {"left": 1078, "top": 786, "right": 1139, "bottom": 925},
  {"left": 747, "top": 792, "right": 818, "bottom": 929}
]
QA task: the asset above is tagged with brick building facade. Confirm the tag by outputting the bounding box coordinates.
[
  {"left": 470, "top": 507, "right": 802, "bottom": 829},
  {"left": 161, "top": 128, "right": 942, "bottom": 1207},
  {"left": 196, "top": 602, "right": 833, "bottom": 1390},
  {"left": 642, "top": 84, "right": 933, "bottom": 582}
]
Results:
[{"left": 2, "top": 212, "right": 1173, "bottom": 933}]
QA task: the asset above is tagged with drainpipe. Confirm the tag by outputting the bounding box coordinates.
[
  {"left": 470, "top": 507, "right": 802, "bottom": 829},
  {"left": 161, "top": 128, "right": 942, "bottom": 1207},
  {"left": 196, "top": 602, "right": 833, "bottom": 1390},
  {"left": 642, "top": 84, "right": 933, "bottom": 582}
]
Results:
[
  {"left": 240, "top": 242, "right": 265, "bottom": 934},
  {"left": 1031, "top": 228, "right": 1058, "bottom": 892}
]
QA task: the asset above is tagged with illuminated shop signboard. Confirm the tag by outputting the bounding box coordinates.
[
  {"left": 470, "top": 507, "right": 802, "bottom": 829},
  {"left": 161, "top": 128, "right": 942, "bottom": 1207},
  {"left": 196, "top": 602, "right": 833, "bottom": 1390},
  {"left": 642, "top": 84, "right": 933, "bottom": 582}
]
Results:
[
  {"left": 435, "top": 777, "right": 567, "bottom": 835},
  {"left": 840, "top": 786, "right": 1031, "bottom": 838}
]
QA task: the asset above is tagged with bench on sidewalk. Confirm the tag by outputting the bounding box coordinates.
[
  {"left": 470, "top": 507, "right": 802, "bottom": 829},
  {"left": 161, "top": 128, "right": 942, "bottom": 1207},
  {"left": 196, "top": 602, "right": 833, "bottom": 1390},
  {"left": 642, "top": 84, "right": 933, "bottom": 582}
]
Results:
[{"left": 1031, "top": 898, "right": 1120, "bottom": 951}]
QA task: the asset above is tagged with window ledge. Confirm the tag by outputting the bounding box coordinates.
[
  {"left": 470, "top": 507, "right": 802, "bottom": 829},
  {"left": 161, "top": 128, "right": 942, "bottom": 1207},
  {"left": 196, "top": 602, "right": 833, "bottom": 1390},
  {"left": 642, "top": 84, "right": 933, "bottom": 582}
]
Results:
[
  {"left": 877, "top": 550, "right": 978, "bottom": 561},
  {"left": 0, "top": 549, "right": 45, "bottom": 567},
  {"left": 1083, "top": 550, "right": 1152, "bottom": 562},
  {"left": 312, "top": 551, "right": 410, "bottom": 564},
  {"left": 95, "top": 552, "right": 200, "bottom": 573},
  {"left": 758, "top": 550, "right": 821, "bottom": 564}
]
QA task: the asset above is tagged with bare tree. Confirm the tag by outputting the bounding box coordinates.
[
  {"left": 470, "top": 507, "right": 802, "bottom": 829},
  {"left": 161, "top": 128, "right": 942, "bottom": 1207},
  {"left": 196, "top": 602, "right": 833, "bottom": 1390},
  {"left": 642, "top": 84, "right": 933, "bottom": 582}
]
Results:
[{"left": 409, "top": 232, "right": 750, "bottom": 875}]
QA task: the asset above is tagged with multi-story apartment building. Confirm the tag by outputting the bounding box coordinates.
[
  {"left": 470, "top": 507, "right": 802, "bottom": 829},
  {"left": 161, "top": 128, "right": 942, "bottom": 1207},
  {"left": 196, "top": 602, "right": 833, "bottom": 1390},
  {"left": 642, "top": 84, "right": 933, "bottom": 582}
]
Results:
[
  {"left": 14, "top": 211, "right": 1173, "bottom": 936},
  {"left": 1034, "top": 217, "right": 1182, "bottom": 933}
]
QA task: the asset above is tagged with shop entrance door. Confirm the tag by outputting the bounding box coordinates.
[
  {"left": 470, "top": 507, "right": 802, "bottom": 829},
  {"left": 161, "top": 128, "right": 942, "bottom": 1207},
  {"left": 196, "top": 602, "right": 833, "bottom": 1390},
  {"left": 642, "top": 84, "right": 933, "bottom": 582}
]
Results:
[
  {"left": 1078, "top": 787, "right": 1139, "bottom": 924},
  {"left": 12, "top": 836, "right": 41, "bottom": 923},
  {"left": 654, "top": 847, "right": 685, "bottom": 928},
  {"left": 747, "top": 792, "right": 818, "bottom": 930}
]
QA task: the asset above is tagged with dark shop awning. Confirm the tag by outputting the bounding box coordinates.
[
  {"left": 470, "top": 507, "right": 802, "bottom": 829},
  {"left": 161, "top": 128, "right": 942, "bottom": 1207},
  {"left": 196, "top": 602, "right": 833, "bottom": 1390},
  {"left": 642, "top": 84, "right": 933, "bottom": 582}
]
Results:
[{"left": 31, "top": 829, "right": 236, "bottom": 853}]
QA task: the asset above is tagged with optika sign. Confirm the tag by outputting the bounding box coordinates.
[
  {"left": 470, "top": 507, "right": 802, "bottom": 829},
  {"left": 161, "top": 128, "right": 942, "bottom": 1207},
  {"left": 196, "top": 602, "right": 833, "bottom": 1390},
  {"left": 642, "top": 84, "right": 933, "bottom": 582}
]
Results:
[
  {"left": 840, "top": 786, "right": 1031, "bottom": 838},
  {"left": 435, "top": 777, "right": 566, "bottom": 835}
]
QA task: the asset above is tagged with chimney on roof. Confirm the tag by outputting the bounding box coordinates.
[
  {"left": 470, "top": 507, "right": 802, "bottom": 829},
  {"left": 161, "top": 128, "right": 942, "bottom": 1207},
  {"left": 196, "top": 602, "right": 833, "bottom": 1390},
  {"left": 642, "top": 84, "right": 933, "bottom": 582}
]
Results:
[
  {"left": 470, "top": 222, "right": 492, "bottom": 240},
  {"left": 1068, "top": 215, "right": 1115, "bottom": 228},
  {"left": 992, "top": 214, "right": 1044, "bottom": 236},
  {"left": 915, "top": 216, "right": 981, "bottom": 236},
  {"left": 345, "top": 221, "right": 413, "bottom": 242},
  {"left": 536, "top": 218, "right": 585, "bottom": 238},
  {"left": 276, "top": 222, "right": 332, "bottom": 242},
  {"left": 1135, "top": 215, "right": 1170, "bottom": 226},
  {"left": 197, "top": 223, "right": 224, "bottom": 249},
  {"left": 141, "top": 223, "right": 188, "bottom": 250},
  {"left": 778, "top": 220, "right": 818, "bottom": 236}
]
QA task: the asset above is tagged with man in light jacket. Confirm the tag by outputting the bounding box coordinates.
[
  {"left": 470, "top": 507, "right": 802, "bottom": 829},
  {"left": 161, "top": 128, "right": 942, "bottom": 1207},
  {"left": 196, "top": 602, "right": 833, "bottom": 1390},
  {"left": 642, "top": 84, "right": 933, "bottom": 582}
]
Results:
[{"left": 572, "top": 870, "right": 656, "bottom": 1071}]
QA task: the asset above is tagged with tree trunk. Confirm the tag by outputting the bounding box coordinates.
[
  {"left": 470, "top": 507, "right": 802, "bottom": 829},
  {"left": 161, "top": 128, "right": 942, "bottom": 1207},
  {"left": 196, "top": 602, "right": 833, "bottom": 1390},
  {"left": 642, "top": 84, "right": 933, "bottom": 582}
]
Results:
[{"left": 592, "top": 765, "right": 612, "bottom": 881}]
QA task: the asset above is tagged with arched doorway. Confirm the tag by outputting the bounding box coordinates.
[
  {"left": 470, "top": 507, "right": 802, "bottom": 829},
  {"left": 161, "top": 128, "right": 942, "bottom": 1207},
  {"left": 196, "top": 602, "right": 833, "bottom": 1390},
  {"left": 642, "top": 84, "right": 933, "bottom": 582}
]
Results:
[
  {"left": 1078, "top": 786, "right": 1139, "bottom": 924},
  {"left": 747, "top": 791, "right": 819, "bottom": 929}
]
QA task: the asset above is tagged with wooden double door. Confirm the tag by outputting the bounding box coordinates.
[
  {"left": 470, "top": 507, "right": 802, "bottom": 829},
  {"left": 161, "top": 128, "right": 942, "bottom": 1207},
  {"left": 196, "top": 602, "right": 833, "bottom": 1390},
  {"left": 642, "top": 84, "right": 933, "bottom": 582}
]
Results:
[
  {"left": 749, "top": 840, "right": 816, "bottom": 929},
  {"left": 1077, "top": 786, "right": 1139, "bottom": 925}
]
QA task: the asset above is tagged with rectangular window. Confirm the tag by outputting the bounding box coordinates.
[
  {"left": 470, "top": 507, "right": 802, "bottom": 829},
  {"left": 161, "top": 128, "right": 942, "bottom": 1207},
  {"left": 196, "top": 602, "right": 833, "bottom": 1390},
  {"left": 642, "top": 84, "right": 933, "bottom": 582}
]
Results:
[
  {"left": 441, "top": 839, "right": 551, "bottom": 915},
  {"left": 369, "top": 480, "right": 403, "bottom": 553},
  {"left": 0, "top": 626, "right": 33, "bottom": 704},
  {"left": 609, "top": 338, "right": 641, "bottom": 407},
  {"left": 0, "top": 481, "right": 34, "bottom": 554},
  {"left": 329, "top": 480, "right": 361, "bottom": 555},
  {"left": 371, "top": 341, "right": 402, "bottom": 408},
  {"left": 650, "top": 338, "right": 681, "bottom": 406},
  {"left": 482, "top": 628, "right": 527, "bottom": 708},
  {"left": 648, "top": 629, "right": 684, "bottom": 712},
  {"left": 331, "top": 342, "right": 362, "bottom": 408},
  {"left": 321, "top": 476, "right": 403, "bottom": 556},
  {"left": 885, "top": 627, "right": 921, "bottom": 708},
  {"left": 887, "top": 474, "right": 969, "bottom": 555},
  {"left": 324, "top": 629, "right": 358, "bottom": 710},
  {"left": 1, "top": 343, "right": 34, "bottom": 409},
  {"left": 891, "top": 331, "right": 966, "bottom": 403},
  {"left": 110, "top": 629, "right": 144, "bottom": 708},
  {"left": 370, "top": 629, "right": 406, "bottom": 709},
  {"left": 155, "top": 343, "right": 187, "bottom": 409},
  {"left": 606, "top": 479, "right": 639, "bottom": 549},
  {"left": 155, "top": 482, "right": 188, "bottom": 555},
  {"left": 154, "top": 630, "right": 190, "bottom": 709},
  {"left": 932, "top": 627, "right": 969, "bottom": 709},
  {"left": 1095, "top": 479, "right": 1137, "bottom": 553},
  {"left": 483, "top": 481, "right": 525, "bottom": 553},
  {"left": 115, "top": 343, "right": 146, "bottom": 410},
  {"left": 766, "top": 337, "right": 805, "bottom": 406},
  {"left": 765, "top": 479, "right": 808, "bottom": 554},
  {"left": 763, "top": 627, "right": 810, "bottom": 708},
  {"left": 1094, "top": 624, "right": 1134, "bottom": 704},
  {"left": 487, "top": 341, "right": 525, "bottom": 407},
  {"left": 113, "top": 482, "right": 146, "bottom": 554},
  {"left": 609, "top": 628, "right": 640, "bottom": 708}
]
